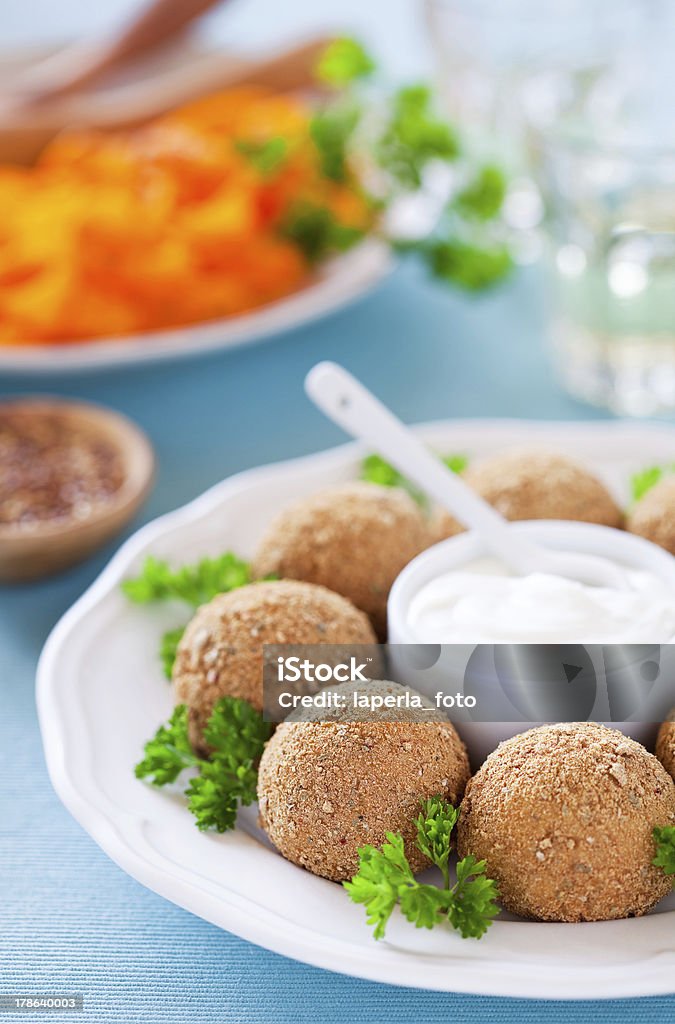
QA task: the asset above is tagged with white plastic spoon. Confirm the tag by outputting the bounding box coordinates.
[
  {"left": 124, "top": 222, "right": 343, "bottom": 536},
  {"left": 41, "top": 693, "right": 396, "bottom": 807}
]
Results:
[{"left": 305, "top": 361, "right": 628, "bottom": 589}]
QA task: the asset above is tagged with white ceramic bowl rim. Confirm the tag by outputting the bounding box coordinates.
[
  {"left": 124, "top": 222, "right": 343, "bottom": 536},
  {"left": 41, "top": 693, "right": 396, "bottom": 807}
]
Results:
[{"left": 388, "top": 519, "right": 675, "bottom": 645}]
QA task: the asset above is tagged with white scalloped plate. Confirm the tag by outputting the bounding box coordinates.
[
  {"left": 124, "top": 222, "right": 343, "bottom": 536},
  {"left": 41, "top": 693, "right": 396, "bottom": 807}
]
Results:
[
  {"left": 0, "top": 239, "right": 390, "bottom": 374},
  {"left": 37, "top": 420, "right": 675, "bottom": 998}
]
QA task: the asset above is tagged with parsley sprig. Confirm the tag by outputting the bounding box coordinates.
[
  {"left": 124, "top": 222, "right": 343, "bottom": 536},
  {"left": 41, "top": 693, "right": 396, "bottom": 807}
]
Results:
[
  {"left": 654, "top": 825, "right": 675, "bottom": 883},
  {"left": 454, "top": 164, "right": 508, "bottom": 222},
  {"left": 360, "top": 452, "right": 468, "bottom": 508},
  {"left": 135, "top": 698, "right": 271, "bottom": 832},
  {"left": 235, "top": 137, "right": 289, "bottom": 176},
  {"left": 418, "top": 237, "right": 512, "bottom": 292},
  {"left": 122, "top": 552, "right": 252, "bottom": 607},
  {"left": 122, "top": 552, "right": 255, "bottom": 679},
  {"left": 158, "top": 626, "right": 186, "bottom": 680},
  {"left": 279, "top": 38, "right": 514, "bottom": 286},
  {"left": 281, "top": 199, "right": 364, "bottom": 263},
  {"left": 344, "top": 797, "right": 499, "bottom": 940},
  {"left": 376, "top": 85, "right": 459, "bottom": 191},
  {"left": 135, "top": 704, "right": 196, "bottom": 786},
  {"left": 630, "top": 464, "right": 675, "bottom": 503},
  {"left": 316, "top": 38, "right": 376, "bottom": 88},
  {"left": 309, "top": 102, "right": 361, "bottom": 184}
]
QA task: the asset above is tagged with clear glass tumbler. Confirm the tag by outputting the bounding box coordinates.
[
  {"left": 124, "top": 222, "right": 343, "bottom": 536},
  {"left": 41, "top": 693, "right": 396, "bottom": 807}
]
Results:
[
  {"left": 425, "top": 0, "right": 675, "bottom": 415},
  {"left": 540, "top": 132, "right": 675, "bottom": 416},
  {"left": 423, "top": 0, "right": 649, "bottom": 163},
  {"left": 423, "top": 0, "right": 657, "bottom": 255}
]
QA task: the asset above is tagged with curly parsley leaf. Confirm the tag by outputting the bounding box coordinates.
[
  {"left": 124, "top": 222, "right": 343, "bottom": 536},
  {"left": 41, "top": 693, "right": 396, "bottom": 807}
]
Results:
[
  {"left": 343, "top": 832, "right": 417, "bottom": 939},
  {"left": 377, "top": 85, "right": 459, "bottom": 190},
  {"left": 310, "top": 102, "right": 361, "bottom": 183},
  {"left": 415, "top": 797, "right": 459, "bottom": 887},
  {"left": 203, "top": 697, "right": 272, "bottom": 769},
  {"left": 344, "top": 798, "right": 499, "bottom": 940},
  {"left": 185, "top": 766, "right": 240, "bottom": 833},
  {"left": 360, "top": 453, "right": 408, "bottom": 489},
  {"left": 123, "top": 552, "right": 255, "bottom": 677},
  {"left": 400, "top": 882, "right": 451, "bottom": 930},
  {"left": 316, "top": 37, "right": 376, "bottom": 87},
  {"left": 281, "top": 200, "right": 364, "bottom": 262},
  {"left": 236, "top": 137, "right": 289, "bottom": 176},
  {"left": 630, "top": 464, "right": 675, "bottom": 503},
  {"left": 281, "top": 38, "right": 515, "bottom": 294},
  {"left": 421, "top": 238, "right": 513, "bottom": 291},
  {"left": 447, "top": 855, "right": 500, "bottom": 939},
  {"left": 455, "top": 164, "right": 508, "bottom": 221},
  {"left": 122, "top": 552, "right": 252, "bottom": 608},
  {"left": 159, "top": 626, "right": 185, "bottom": 680},
  {"left": 443, "top": 453, "right": 469, "bottom": 474},
  {"left": 185, "top": 714, "right": 268, "bottom": 831},
  {"left": 360, "top": 452, "right": 468, "bottom": 508},
  {"left": 135, "top": 697, "right": 272, "bottom": 833},
  {"left": 360, "top": 454, "right": 425, "bottom": 506},
  {"left": 185, "top": 757, "right": 259, "bottom": 833},
  {"left": 135, "top": 705, "right": 197, "bottom": 786},
  {"left": 653, "top": 825, "right": 675, "bottom": 882}
]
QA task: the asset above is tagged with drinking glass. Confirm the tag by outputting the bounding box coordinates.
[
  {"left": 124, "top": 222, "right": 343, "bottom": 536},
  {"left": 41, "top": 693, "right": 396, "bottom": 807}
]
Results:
[
  {"left": 423, "top": 0, "right": 648, "bottom": 162},
  {"left": 540, "top": 131, "right": 675, "bottom": 416},
  {"left": 425, "top": 0, "right": 675, "bottom": 414}
]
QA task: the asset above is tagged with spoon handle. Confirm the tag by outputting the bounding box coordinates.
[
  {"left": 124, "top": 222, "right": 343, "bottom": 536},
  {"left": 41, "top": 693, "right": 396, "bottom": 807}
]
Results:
[
  {"left": 306, "top": 362, "right": 629, "bottom": 590},
  {"left": 305, "top": 361, "right": 543, "bottom": 573},
  {"left": 14, "top": 0, "right": 224, "bottom": 101}
]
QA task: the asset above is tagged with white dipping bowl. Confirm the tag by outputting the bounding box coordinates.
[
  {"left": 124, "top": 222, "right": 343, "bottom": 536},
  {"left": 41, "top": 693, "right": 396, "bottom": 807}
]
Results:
[{"left": 387, "top": 520, "right": 675, "bottom": 767}]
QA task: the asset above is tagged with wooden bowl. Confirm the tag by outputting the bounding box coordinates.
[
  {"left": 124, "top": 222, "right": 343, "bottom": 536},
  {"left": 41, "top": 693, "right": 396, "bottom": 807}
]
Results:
[{"left": 0, "top": 397, "right": 154, "bottom": 582}]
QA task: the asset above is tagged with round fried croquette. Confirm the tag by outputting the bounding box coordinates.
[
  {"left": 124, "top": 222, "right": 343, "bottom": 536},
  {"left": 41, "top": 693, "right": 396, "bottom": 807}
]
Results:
[
  {"left": 628, "top": 477, "right": 675, "bottom": 555},
  {"left": 258, "top": 697, "right": 470, "bottom": 881},
  {"left": 426, "top": 508, "right": 465, "bottom": 546},
  {"left": 464, "top": 450, "right": 623, "bottom": 527},
  {"left": 656, "top": 709, "right": 675, "bottom": 781},
  {"left": 173, "top": 580, "right": 378, "bottom": 754},
  {"left": 456, "top": 723, "right": 675, "bottom": 922},
  {"left": 251, "top": 482, "right": 430, "bottom": 638}
]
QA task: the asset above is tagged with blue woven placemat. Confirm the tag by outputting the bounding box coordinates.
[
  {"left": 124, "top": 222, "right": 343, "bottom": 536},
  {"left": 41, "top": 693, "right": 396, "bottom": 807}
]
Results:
[{"left": 1, "top": 260, "right": 672, "bottom": 1023}]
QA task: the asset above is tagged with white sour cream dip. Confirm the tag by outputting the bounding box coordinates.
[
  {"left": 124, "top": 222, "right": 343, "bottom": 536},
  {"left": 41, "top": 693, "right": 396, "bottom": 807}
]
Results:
[{"left": 406, "top": 558, "right": 675, "bottom": 644}]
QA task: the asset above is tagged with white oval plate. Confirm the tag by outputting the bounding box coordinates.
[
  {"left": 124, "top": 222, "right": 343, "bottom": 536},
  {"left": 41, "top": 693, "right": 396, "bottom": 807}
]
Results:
[
  {"left": 37, "top": 419, "right": 675, "bottom": 998},
  {"left": 0, "top": 239, "right": 390, "bottom": 374}
]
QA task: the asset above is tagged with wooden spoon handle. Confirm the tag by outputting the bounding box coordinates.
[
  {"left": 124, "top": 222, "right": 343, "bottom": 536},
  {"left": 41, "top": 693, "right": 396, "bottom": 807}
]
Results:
[
  {"left": 0, "top": 35, "right": 332, "bottom": 165},
  {"left": 15, "top": 0, "right": 226, "bottom": 101},
  {"left": 54, "top": 37, "right": 332, "bottom": 130},
  {"left": 206, "top": 36, "right": 331, "bottom": 94}
]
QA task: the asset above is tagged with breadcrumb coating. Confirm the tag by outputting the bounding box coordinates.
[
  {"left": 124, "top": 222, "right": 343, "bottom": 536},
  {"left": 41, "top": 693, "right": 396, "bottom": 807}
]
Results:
[
  {"left": 628, "top": 477, "right": 675, "bottom": 555},
  {"left": 251, "top": 482, "right": 430, "bottom": 638},
  {"left": 258, "top": 702, "right": 470, "bottom": 881},
  {"left": 464, "top": 450, "right": 623, "bottom": 527},
  {"left": 457, "top": 723, "right": 675, "bottom": 922},
  {"left": 427, "top": 507, "right": 465, "bottom": 545},
  {"left": 656, "top": 708, "right": 675, "bottom": 781},
  {"left": 173, "top": 580, "right": 377, "bottom": 753}
]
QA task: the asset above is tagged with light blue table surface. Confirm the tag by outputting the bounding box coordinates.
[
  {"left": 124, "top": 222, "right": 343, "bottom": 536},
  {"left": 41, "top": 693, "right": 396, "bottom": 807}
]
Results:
[
  {"left": 3, "top": 262, "right": 674, "bottom": 1023},
  {"left": 1, "top": 2, "right": 674, "bottom": 1020}
]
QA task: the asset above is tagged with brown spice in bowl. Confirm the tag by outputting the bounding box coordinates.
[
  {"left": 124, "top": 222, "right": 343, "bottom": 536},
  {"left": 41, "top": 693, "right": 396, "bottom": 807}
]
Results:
[
  {"left": 0, "top": 409, "right": 126, "bottom": 531},
  {"left": 0, "top": 398, "right": 154, "bottom": 582}
]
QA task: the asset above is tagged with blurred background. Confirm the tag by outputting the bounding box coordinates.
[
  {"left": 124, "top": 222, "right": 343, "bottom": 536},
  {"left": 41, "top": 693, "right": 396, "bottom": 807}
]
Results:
[
  {"left": 2, "top": 0, "right": 675, "bottom": 415},
  {"left": 3, "top": 4, "right": 675, "bottom": 1021},
  {"left": 428, "top": 0, "right": 675, "bottom": 415}
]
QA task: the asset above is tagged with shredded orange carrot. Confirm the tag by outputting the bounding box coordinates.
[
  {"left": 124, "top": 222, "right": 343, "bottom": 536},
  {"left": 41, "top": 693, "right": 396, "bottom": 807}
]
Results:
[{"left": 0, "top": 88, "right": 372, "bottom": 344}]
